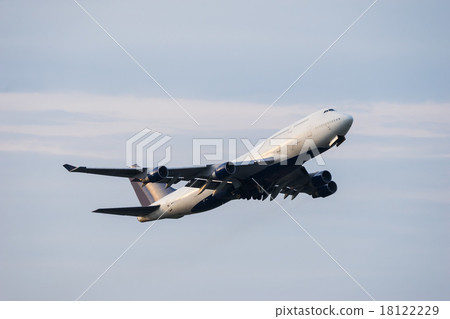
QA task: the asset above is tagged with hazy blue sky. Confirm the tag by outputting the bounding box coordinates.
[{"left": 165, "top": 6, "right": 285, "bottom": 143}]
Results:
[{"left": 0, "top": 0, "right": 449, "bottom": 300}]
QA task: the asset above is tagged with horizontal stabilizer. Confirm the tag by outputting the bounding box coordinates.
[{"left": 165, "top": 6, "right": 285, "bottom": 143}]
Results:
[
  {"left": 93, "top": 205, "right": 160, "bottom": 217},
  {"left": 63, "top": 164, "right": 143, "bottom": 178}
]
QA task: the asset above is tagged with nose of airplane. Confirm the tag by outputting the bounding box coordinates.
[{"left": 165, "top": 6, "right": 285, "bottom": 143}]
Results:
[
  {"left": 340, "top": 113, "right": 353, "bottom": 135},
  {"left": 344, "top": 113, "right": 353, "bottom": 127}
]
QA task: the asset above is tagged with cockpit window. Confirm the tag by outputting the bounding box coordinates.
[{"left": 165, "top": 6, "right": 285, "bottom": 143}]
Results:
[{"left": 323, "top": 108, "right": 335, "bottom": 113}]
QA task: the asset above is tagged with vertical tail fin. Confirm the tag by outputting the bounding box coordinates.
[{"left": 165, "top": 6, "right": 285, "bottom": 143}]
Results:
[{"left": 129, "top": 179, "right": 175, "bottom": 206}]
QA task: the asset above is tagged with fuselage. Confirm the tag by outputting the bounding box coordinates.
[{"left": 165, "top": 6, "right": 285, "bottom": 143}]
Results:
[{"left": 137, "top": 108, "right": 353, "bottom": 222}]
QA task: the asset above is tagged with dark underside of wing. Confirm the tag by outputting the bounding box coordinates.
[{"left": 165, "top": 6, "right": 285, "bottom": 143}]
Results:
[
  {"left": 93, "top": 205, "right": 160, "bottom": 217},
  {"left": 63, "top": 164, "right": 142, "bottom": 178}
]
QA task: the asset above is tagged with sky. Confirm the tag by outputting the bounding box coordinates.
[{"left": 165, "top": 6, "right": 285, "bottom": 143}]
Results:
[{"left": 0, "top": 0, "right": 449, "bottom": 300}]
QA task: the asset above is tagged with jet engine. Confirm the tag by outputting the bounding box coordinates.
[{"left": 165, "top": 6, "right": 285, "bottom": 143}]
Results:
[
  {"left": 316, "top": 181, "right": 337, "bottom": 198},
  {"left": 311, "top": 170, "right": 332, "bottom": 187},
  {"left": 142, "top": 166, "right": 168, "bottom": 184},
  {"left": 310, "top": 170, "right": 337, "bottom": 198},
  {"left": 212, "top": 162, "right": 235, "bottom": 179}
]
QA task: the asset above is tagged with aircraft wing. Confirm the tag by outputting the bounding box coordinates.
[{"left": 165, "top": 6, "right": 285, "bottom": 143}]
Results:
[
  {"left": 63, "top": 163, "right": 214, "bottom": 187},
  {"left": 158, "top": 166, "right": 211, "bottom": 181},
  {"left": 247, "top": 166, "right": 338, "bottom": 200},
  {"left": 64, "top": 160, "right": 337, "bottom": 202},
  {"left": 64, "top": 158, "right": 274, "bottom": 186},
  {"left": 63, "top": 164, "right": 144, "bottom": 178},
  {"left": 159, "top": 158, "right": 274, "bottom": 182}
]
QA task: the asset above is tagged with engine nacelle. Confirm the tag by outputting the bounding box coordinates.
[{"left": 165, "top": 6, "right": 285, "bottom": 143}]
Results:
[
  {"left": 311, "top": 170, "right": 332, "bottom": 187},
  {"left": 212, "top": 162, "right": 235, "bottom": 179},
  {"left": 142, "top": 166, "right": 168, "bottom": 184},
  {"left": 317, "top": 181, "right": 337, "bottom": 198}
]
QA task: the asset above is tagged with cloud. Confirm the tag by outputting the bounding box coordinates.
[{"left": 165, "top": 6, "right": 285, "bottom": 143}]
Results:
[
  {"left": 341, "top": 102, "right": 450, "bottom": 138},
  {"left": 0, "top": 138, "right": 114, "bottom": 158},
  {"left": 0, "top": 92, "right": 315, "bottom": 134},
  {"left": 0, "top": 92, "right": 448, "bottom": 159}
]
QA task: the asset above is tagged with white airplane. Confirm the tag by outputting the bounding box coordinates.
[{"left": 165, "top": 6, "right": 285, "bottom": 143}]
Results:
[{"left": 64, "top": 108, "right": 353, "bottom": 222}]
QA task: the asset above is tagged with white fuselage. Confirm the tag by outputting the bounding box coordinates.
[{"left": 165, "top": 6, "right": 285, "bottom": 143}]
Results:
[{"left": 138, "top": 109, "right": 353, "bottom": 222}]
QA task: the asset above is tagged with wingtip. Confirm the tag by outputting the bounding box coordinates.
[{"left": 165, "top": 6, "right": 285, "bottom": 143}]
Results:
[{"left": 63, "top": 164, "right": 76, "bottom": 172}]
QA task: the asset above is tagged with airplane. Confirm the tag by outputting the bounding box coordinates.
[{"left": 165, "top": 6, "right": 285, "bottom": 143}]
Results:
[{"left": 64, "top": 108, "right": 353, "bottom": 222}]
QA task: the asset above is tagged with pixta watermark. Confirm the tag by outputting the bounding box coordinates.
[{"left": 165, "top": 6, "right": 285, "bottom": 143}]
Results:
[{"left": 126, "top": 129, "right": 325, "bottom": 168}]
